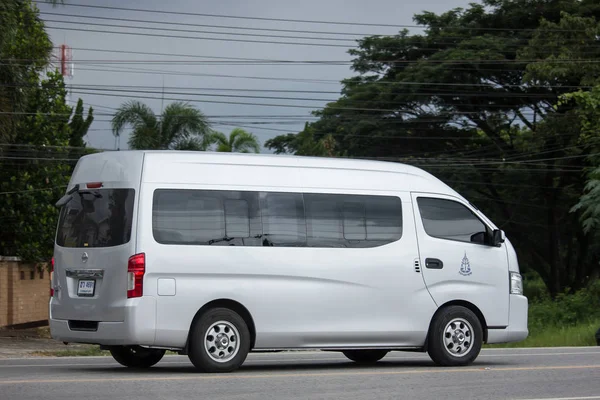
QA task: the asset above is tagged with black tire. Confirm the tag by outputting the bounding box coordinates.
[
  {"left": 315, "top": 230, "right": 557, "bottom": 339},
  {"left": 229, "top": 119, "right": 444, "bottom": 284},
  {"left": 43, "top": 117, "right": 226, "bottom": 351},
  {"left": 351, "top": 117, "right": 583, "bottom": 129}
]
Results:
[
  {"left": 427, "top": 306, "right": 483, "bottom": 367},
  {"left": 188, "top": 307, "right": 251, "bottom": 373},
  {"left": 342, "top": 349, "right": 388, "bottom": 364},
  {"left": 109, "top": 346, "right": 166, "bottom": 368}
]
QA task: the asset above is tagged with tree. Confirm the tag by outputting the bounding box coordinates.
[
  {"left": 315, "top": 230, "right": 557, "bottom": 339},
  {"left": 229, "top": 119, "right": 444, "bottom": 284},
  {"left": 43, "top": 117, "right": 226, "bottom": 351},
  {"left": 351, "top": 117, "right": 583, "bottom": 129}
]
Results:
[
  {"left": 0, "top": 72, "right": 94, "bottom": 261},
  {"left": 69, "top": 99, "right": 94, "bottom": 149},
  {"left": 265, "top": 123, "right": 339, "bottom": 157},
  {"left": 564, "top": 85, "right": 600, "bottom": 283},
  {"left": 111, "top": 100, "right": 211, "bottom": 150},
  {"left": 0, "top": 0, "right": 53, "bottom": 142},
  {"left": 209, "top": 128, "right": 261, "bottom": 153},
  {"left": 0, "top": 0, "right": 95, "bottom": 262},
  {"left": 266, "top": 0, "right": 600, "bottom": 295}
]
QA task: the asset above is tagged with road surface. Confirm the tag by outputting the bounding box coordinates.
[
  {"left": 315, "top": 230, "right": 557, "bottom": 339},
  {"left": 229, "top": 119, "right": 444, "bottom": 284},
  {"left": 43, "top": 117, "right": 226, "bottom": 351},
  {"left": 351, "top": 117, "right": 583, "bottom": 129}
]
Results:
[{"left": 0, "top": 347, "right": 598, "bottom": 400}]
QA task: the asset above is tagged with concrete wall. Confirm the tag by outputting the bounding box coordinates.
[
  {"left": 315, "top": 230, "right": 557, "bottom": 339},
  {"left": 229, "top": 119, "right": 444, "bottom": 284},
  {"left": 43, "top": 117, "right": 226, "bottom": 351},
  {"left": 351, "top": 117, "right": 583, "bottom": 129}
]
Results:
[{"left": 0, "top": 257, "right": 50, "bottom": 328}]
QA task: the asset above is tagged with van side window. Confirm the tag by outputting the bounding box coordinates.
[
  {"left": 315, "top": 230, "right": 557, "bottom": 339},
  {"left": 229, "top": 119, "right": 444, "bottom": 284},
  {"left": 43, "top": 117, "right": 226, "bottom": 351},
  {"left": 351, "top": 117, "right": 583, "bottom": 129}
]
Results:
[
  {"left": 224, "top": 200, "right": 250, "bottom": 238},
  {"left": 152, "top": 190, "right": 402, "bottom": 248},
  {"left": 153, "top": 190, "right": 225, "bottom": 244},
  {"left": 260, "top": 192, "right": 306, "bottom": 246},
  {"left": 304, "top": 194, "right": 402, "bottom": 248},
  {"left": 304, "top": 195, "right": 344, "bottom": 246},
  {"left": 417, "top": 197, "right": 489, "bottom": 245},
  {"left": 343, "top": 202, "right": 366, "bottom": 241}
]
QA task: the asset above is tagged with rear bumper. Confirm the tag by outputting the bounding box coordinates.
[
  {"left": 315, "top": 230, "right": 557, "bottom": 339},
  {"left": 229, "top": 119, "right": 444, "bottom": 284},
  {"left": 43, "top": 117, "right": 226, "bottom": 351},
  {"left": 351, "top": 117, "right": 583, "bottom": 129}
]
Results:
[
  {"left": 49, "top": 296, "right": 157, "bottom": 346},
  {"left": 487, "top": 294, "right": 529, "bottom": 344}
]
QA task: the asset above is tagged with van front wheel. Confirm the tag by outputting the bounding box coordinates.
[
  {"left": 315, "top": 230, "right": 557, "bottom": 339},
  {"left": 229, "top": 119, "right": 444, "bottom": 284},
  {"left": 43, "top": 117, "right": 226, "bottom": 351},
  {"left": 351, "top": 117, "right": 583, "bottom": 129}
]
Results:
[
  {"left": 188, "top": 308, "right": 251, "bottom": 373},
  {"left": 109, "top": 346, "right": 166, "bottom": 368},
  {"left": 427, "top": 306, "right": 483, "bottom": 367}
]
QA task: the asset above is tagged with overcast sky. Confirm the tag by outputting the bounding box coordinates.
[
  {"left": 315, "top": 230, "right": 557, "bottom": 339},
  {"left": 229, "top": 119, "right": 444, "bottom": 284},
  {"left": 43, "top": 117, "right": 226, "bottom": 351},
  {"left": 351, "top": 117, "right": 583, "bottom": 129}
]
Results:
[{"left": 35, "top": 0, "right": 476, "bottom": 152}]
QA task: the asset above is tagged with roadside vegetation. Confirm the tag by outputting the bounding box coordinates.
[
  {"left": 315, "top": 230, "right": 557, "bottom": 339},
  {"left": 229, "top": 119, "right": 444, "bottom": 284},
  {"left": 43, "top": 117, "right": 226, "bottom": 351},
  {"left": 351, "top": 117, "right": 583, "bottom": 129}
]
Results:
[{"left": 487, "top": 277, "right": 600, "bottom": 347}]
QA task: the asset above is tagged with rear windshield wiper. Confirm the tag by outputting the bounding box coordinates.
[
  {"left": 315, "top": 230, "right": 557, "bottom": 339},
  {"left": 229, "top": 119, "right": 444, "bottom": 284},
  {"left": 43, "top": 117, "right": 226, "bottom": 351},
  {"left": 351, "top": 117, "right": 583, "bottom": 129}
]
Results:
[
  {"left": 55, "top": 184, "right": 102, "bottom": 208},
  {"left": 55, "top": 184, "right": 80, "bottom": 208}
]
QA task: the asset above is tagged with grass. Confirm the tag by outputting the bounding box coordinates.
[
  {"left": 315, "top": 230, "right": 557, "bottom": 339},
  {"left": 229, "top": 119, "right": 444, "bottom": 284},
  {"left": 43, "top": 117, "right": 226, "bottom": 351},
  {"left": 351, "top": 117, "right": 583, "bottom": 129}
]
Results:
[
  {"left": 486, "top": 319, "right": 600, "bottom": 348},
  {"left": 31, "top": 347, "right": 109, "bottom": 357}
]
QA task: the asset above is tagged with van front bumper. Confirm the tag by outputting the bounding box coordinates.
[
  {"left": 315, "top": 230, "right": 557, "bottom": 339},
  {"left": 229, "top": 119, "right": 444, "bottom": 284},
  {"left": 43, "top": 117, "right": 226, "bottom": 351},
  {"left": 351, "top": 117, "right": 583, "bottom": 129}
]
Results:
[
  {"left": 487, "top": 294, "right": 529, "bottom": 344},
  {"left": 49, "top": 296, "right": 157, "bottom": 346}
]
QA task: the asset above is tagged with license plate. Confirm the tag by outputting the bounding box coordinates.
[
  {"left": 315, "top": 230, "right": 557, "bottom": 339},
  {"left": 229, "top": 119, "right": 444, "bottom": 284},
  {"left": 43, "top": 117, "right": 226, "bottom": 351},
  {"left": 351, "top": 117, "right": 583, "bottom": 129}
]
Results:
[{"left": 77, "top": 280, "right": 95, "bottom": 297}]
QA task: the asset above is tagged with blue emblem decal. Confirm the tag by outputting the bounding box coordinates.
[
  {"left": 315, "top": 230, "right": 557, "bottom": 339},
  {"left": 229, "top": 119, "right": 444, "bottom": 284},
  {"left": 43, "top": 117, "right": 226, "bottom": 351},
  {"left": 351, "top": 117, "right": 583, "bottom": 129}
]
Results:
[{"left": 459, "top": 253, "right": 472, "bottom": 276}]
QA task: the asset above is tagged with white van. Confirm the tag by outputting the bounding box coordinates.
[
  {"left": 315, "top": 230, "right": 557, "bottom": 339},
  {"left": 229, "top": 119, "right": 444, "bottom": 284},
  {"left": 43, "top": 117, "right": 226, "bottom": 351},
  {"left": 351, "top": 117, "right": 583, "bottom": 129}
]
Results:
[{"left": 50, "top": 150, "right": 528, "bottom": 372}]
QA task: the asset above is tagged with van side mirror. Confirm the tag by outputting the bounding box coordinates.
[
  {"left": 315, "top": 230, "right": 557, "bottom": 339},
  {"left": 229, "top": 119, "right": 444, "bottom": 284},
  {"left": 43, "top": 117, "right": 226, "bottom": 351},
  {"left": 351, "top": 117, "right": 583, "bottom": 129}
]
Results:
[
  {"left": 492, "top": 229, "right": 505, "bottom": 246},
  {"left": 470, "top": 232, "right": 486, "bottom": 245}
]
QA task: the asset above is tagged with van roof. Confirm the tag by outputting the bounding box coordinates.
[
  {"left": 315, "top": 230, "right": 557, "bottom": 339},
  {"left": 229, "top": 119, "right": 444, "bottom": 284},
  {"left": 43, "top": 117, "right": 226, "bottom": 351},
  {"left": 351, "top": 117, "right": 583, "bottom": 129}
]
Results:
[
  {"left": 74, "top": 150, "right": 462, "bottom": 198},
  {"left": 106, "top": 149, "right": 433, "bottom": 175}
]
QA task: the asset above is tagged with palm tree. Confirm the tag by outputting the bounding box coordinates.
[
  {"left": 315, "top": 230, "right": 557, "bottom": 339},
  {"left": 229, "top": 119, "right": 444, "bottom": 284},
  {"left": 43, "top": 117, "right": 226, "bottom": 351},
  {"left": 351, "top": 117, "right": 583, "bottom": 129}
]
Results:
[
  {"left": 209, "top": 128, "right": 261, "bottom": 153},
  {"left": 111, "top": 100, "right": 211, "bottom": 150}
]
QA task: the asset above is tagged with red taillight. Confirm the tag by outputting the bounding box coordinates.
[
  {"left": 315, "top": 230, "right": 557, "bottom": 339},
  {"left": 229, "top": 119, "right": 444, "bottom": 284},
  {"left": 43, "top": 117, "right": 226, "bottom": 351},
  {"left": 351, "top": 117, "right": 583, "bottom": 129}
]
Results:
[
  {"left": 50, "top": 257, "right": 55, "bottom": 297},
  {"left": 127, "top": 253, "right": 145, "bottom": 298},
  {"left": 86, "top": 182, "right": 103, "bottom": 189}
]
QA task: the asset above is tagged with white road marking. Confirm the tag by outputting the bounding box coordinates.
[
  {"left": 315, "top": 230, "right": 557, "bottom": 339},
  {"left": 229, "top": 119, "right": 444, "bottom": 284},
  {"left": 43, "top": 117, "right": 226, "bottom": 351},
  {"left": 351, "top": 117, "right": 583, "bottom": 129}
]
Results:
[{"left": 514, "top": 397, "right": 600, "bottom": 400}]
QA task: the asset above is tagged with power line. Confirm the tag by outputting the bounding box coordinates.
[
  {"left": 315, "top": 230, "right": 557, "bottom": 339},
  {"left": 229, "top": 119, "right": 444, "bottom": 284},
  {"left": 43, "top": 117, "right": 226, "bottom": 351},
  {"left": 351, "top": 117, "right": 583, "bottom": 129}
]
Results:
[
  {"left": 75, "top": 65, "right": 343, "bottom": 84},
  {"left": 60, "top": 48, "right": 600, "bottom": 76},
  {"left": 40, "top": 11, "right": 384, "bottom": 37},
  {"left": 18, "top": 56, "right": 600, "bottom": 66},
  {"left": 41, "top": 11, "right": 593, "bottom": 43},
  {"left": 42, "top": 18, "right": 600, "bottom": 49},
  {"left": 2, "top": 82, "right": 566, "bottom": 101},
  {"left": 47, "top": 23, "right": 600, "bottom": 51},
  {"left": 71, "top": 63, "right": 594, "bottom": 90},
  {"left": 43, "top": 19, "right": 358, "bottom": 43},
  {"left": 65, "top": 47, "right": 348, "bottom": 64},
  {"left": 45, "top": 25, "right": 354, "bottom": 48},
  {"left": 0, "top": 186, "right": 67, "bottom": 196},
  {"left": 55, "top": 3, "right": 597, "bottom": 32}
]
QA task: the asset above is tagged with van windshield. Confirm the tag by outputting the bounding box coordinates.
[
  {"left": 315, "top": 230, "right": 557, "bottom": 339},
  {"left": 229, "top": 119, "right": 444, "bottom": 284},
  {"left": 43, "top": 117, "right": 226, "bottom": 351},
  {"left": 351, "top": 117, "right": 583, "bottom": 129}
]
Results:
[{"left": 56, "top": 189, "right": 135, "bottom": 248}]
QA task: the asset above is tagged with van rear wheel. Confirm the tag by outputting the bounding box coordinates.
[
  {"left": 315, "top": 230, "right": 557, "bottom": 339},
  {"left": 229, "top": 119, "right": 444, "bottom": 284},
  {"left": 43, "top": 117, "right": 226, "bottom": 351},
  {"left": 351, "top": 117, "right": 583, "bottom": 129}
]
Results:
[
  {"left": 342, "top": 350, "right": 388, "bottom": 364},
  {"left": 427, "top": 306, "right": 483, "bottom": 366},
  {"left": 188, "top": 307, "right": 251, "bottom": 373},
  {"left": 109, "top": 346, "right": 166, "bottom": 368}
]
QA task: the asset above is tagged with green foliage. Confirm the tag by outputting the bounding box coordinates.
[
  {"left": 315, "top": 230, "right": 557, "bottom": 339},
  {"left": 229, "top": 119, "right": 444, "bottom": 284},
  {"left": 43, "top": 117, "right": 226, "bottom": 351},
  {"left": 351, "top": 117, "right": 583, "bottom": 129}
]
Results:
[
  {"left": 0, "top": 0, "right": 53, "bottom": 141},
  {"left": 112, "top": 100, "right": 211, "bottom": 150},
  {"left": 489, "top": 278, "right": 600, "bottom": 347},
  {"left": 528, "top": 281, "right": 600, "bottom": 331},
  {"left": 521, "top": 12, "right": 600, "bottom": 86},
  {"left": 265, "top": 123, "right": 340, "bottom": 157},
  {"left": 562, "top": 86, "right": 600, "bottom": 236},
  {"left": 0, "top": 2, "right": 95, "bottom": 261},
  {"left": 209, "top": 128, "right": 261, "bottom": 153},
  {"left": 266, "top": 0, "right": 600, "bottom": 296},
  {"left": 0, "top": 72, "right": 71, "bottom": 261},
  {"left": 68, "top": 98, "right": 94, "bottom": 149}
]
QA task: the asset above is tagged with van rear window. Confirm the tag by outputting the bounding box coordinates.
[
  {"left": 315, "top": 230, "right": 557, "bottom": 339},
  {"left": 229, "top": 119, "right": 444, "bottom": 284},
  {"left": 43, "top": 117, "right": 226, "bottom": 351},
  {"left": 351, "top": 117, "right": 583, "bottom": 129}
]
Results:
[{"left": 56, "top": 189, "right": 135, "bottom": 248}]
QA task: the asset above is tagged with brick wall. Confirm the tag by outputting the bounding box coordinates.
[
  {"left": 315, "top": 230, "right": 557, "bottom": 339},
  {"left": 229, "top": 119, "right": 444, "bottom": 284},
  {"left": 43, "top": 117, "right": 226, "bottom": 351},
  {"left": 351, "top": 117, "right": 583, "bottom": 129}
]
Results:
[{"left": 0, "top": 258, "right": 50, "bottom": 328}]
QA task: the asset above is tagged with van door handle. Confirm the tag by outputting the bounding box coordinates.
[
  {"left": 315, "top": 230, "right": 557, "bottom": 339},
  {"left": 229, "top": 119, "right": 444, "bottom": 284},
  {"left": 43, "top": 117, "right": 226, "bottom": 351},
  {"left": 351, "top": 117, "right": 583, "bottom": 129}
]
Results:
[{"left": 425, "top": 258, "right": 443, "bottom": 269}]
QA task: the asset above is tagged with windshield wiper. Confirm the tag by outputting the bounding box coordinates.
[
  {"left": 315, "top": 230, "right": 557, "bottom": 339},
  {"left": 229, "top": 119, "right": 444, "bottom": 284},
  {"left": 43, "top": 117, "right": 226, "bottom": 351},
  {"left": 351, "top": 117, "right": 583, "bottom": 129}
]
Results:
[
  {"left": 55, "top": 184, "right": 80, "bottom": 208},
  {"left": 55, "top": 185, "right": 103, "bottom": 208}
]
